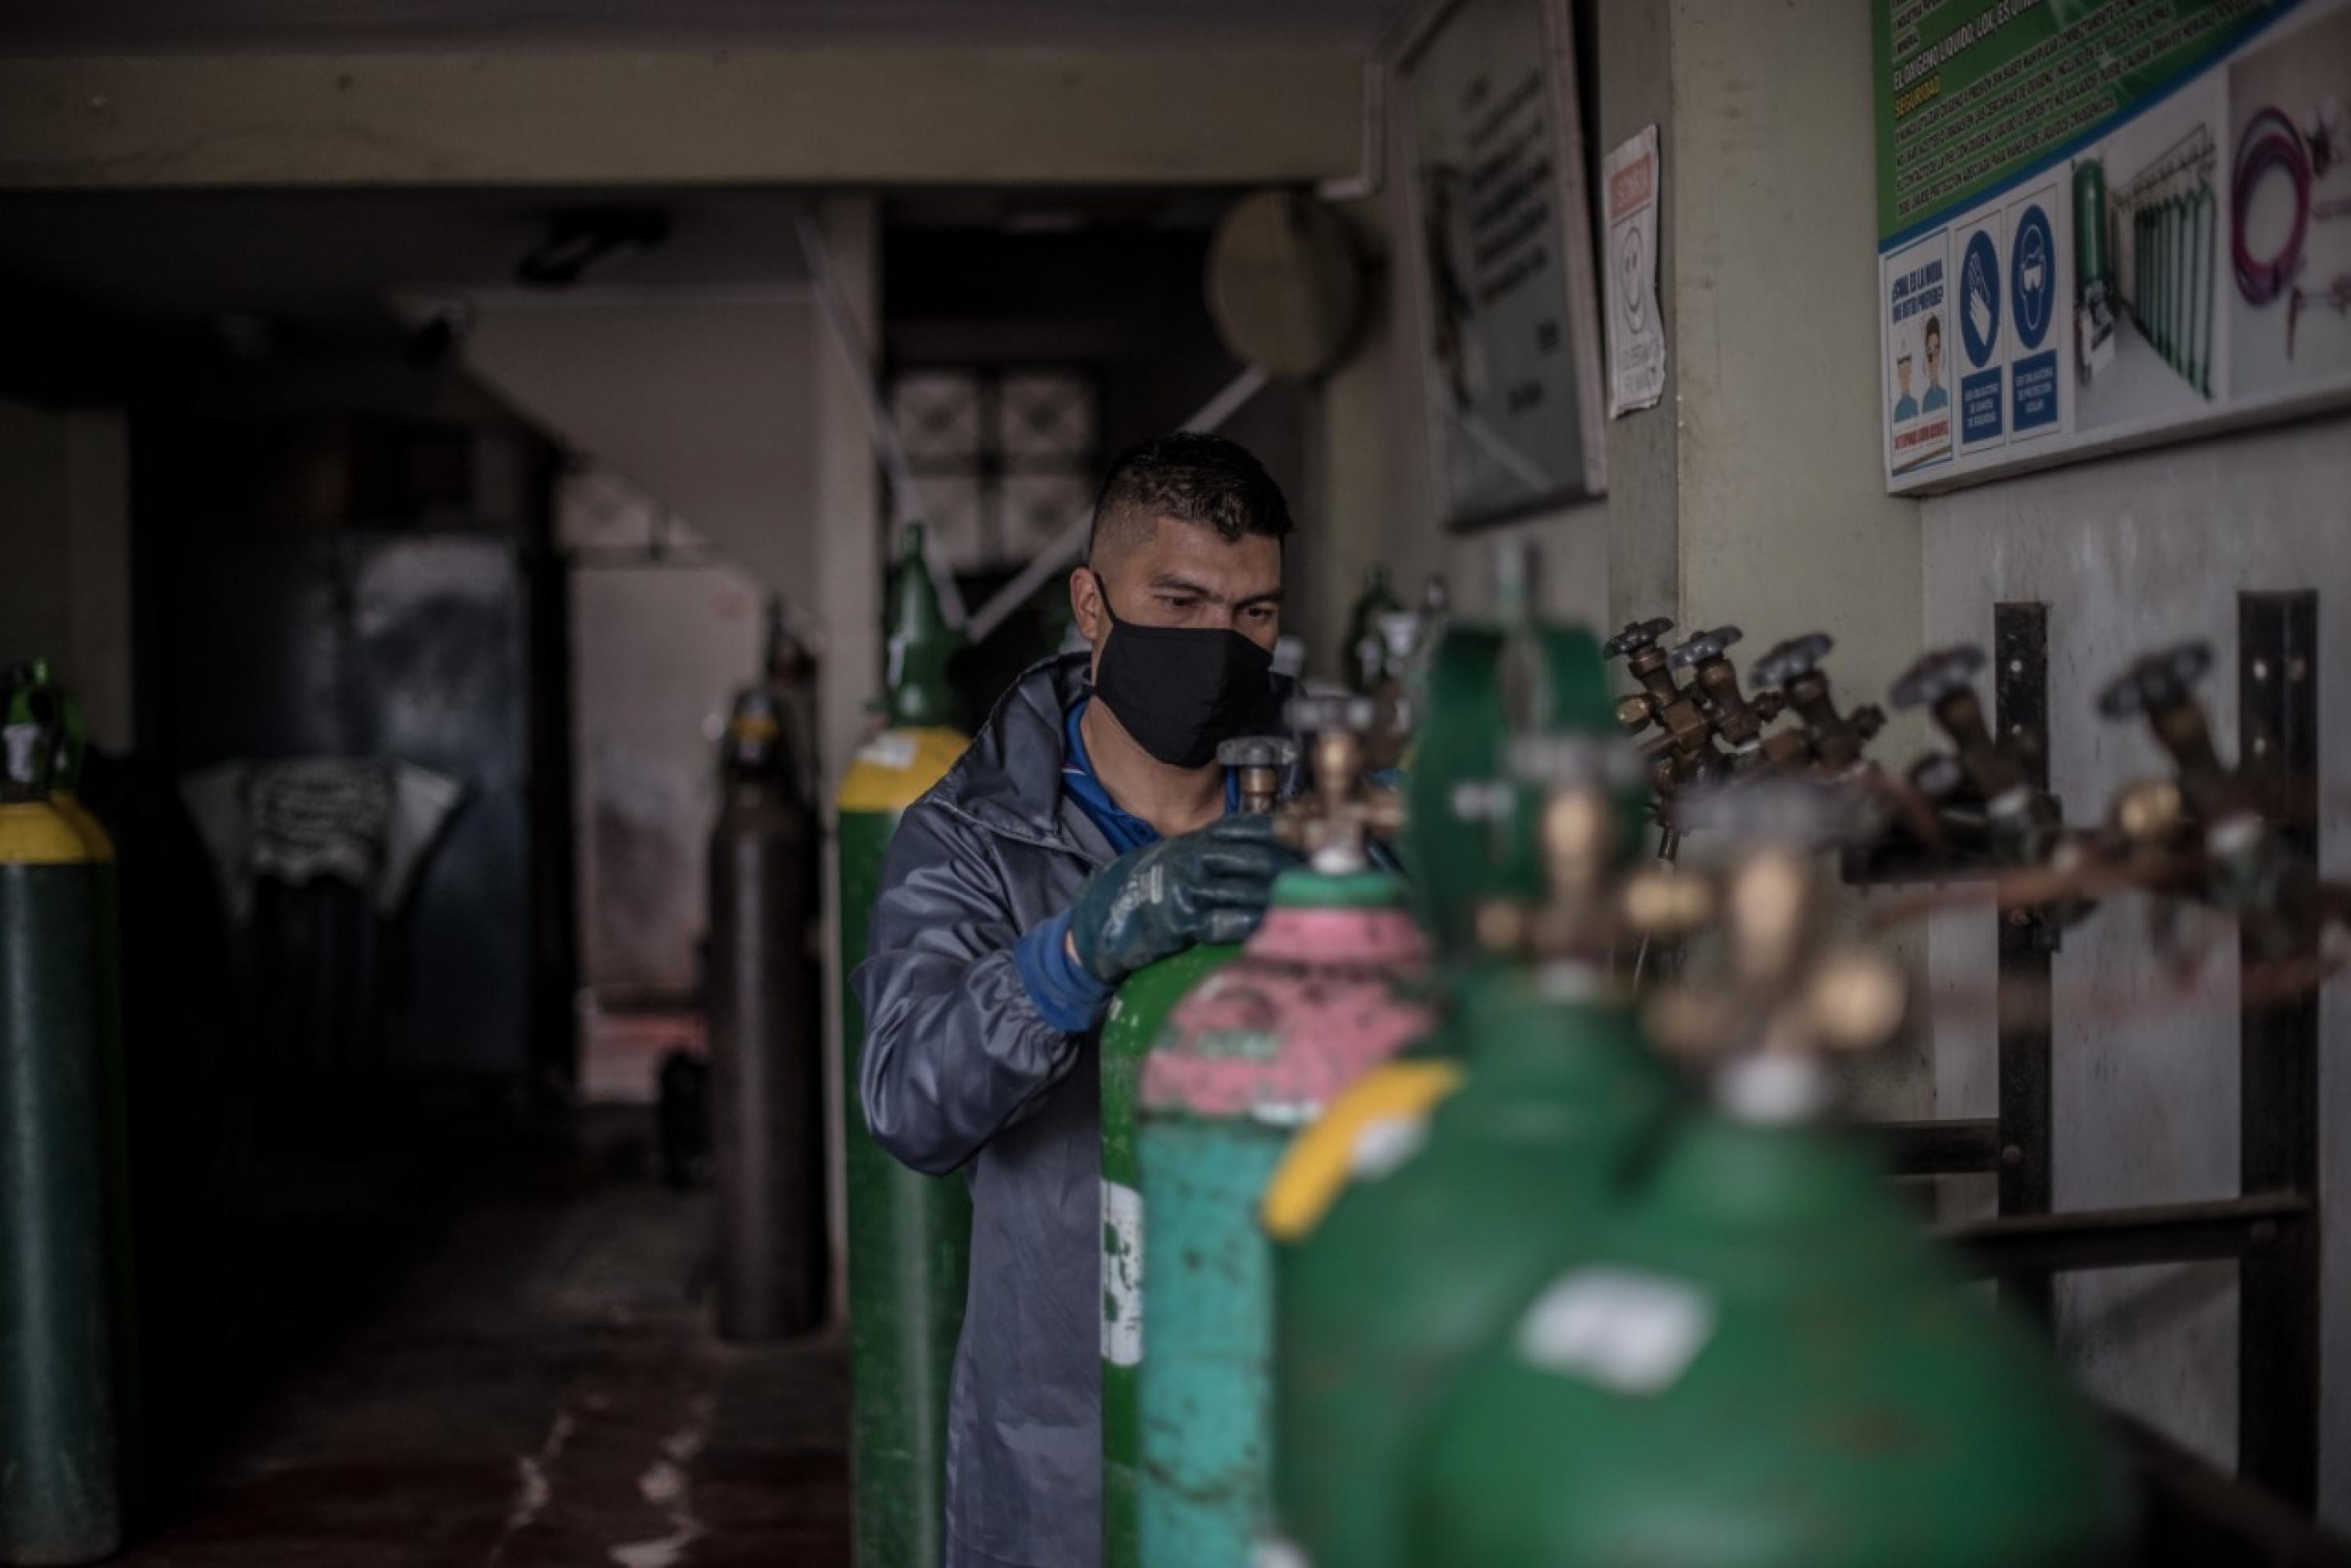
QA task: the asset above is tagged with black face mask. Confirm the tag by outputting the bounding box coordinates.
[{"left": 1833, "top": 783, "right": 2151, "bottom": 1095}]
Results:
[{"left": 1089, "top": 571, "right": 1275, "bottom": 770}]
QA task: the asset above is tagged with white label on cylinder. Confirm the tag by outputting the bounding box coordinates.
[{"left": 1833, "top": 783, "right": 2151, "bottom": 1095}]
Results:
[
  {"left": 1102, "top": 1179, "right": 1145, "bottom": 1367},
  {"left": 1516, "top": 1266, "right": 1715, "bottom": 1396},
  {"left": 1252, "top": 1534, "right": 1312, "bottom": 1568},
  {"left": 1348, "top": 1113, "right": 1432, "bottom": 1183},
  {"left": 856, "top": 733, "right": 919, "bottom": 770}
]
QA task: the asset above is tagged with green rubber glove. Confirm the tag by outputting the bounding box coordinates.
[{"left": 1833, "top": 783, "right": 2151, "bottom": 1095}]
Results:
[{"left": 1068, "top": 814, "right": 1297, "bottom": 983}]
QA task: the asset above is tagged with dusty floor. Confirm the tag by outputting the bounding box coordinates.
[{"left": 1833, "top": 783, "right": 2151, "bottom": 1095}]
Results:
[{"left": 118, "top": 1106, "right": 851, "bottom": 1567}]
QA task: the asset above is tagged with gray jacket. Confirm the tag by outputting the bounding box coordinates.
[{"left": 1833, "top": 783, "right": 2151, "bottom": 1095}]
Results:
[{"left": 852, "top": 653, "right": 1292, "bottom": 1568}]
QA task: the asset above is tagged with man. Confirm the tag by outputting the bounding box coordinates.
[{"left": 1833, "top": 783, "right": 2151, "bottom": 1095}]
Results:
[
  {"left": 1892, "top": 349, "right": 1919, "bottom": 422},
  {"left": 1920, "top": 314, "right": 1948, "bottom": 414},
  {"left": 855, "top": 432, "right": 1300, "bottom": 1568}
]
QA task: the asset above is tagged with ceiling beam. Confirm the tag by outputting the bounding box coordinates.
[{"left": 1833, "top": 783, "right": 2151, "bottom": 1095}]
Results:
[{"left": 0, "top": 47, "right": 1369, "bottom": 189}]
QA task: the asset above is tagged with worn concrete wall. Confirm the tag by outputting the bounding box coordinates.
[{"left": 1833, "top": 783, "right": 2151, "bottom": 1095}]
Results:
[
  {"left": 456, "top": 290, "right": 822, "bottom": 605},
  {"left": 0, "top": 398, "right": 131, "bottom": 749},
  {"left": 1314, "top": 8, "right": 1621, "bottom": 653},
  {"left": 1594, "top": 0, "right": 1678, "bottom": 634},
  {"left": 1921, "top": 414, "right": 2351, "bottom": 1510},
  {"left": 1662, "top": 0, "right": 2349, "bottom": 1484},
  {"left": 813, "top": 197, "right": 883, "bottom": 1302},
  {"left": 1664, "top": 0, "right": 1924, "bottom": 758},
  {"left": 562, "top": 474, "right": 765, "bottom": 1000},
  {"left": 447, "top": 201, "right": 879, "bottom": 1283},
  {"left": 1324, "top": 0, "right": 2349, "bottom": 1494}
]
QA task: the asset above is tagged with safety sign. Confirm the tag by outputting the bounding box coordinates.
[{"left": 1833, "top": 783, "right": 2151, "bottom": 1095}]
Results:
[
  {"left": 1881, "top": 229, "right": 1954, "bottom": 474},
  {"left": 1957, "top": 221, "right": 2005, "bottom": 450},
  {"left": 1603, "top": 126, "right": 1666, "bottom": 417},
  {"left": 2009, "top": 194, "right": 2061, "bottom": 434},
  {"left": 1871, "top": 0, "right": 2351, "bottom": 492}
]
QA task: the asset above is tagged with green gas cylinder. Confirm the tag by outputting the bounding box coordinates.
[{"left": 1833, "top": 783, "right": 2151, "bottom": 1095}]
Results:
[
  {"left": 1264, "top": 738, "right": 1668, "bottom": 1568},
  {"left": 1344, "top": 566, "right": 1403, "bottom": 692},
  {"left": 2073, "top": 158, "right": 2108, "bottom": 292},
  {"left": 1412, "top": 1057, "right": 2131, "bottom": 1567},
  {"left": 2165, "top": 197, "right": 2178, "bottom": 360},
  {"left": 2181, "top": 183, "right": 2200, "bottom": 394},
  {"left": 1398, "top": 561, "right": 1617, "bottom": 957},
  {"left": 1268, "top": 969, "right": 1672, "bottom": 1568},
  {"left": 2, "top": 678, "right": 124, "bottom": 1566},
  {"left": 1410, "top": 826, "right": 2130, "bottom": 1568},
  {"left": 1102, "top": 734, "right": 1296, "bottom": 1568},
  {"left": 836, "top": 524, "right": 973, "bottom": 1568},
  {"left": 37, "top": 673, "right": 144, "bottom": 1524},
  {"left": 1100, "top": 941, "right": 1239, "bottom": 1568},
  {"left": 1136, "top": 863, "right": 1432, "bottom": 1568}
]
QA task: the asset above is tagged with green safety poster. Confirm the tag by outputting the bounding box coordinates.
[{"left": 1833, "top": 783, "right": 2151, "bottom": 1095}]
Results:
[{"left": 1872, "top": 0, "right": 2351, "bottom": 490}]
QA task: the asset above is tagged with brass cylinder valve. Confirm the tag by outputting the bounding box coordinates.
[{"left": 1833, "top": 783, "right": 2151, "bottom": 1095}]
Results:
[
  {"left": 1668, "top": 626, "right": 1785, "bottom": 751},
  {"left": 1606, "top": 615, "right": 1724, "bottom": 790},
  {"left": 1637, "top": 784, "right": 1908, "bottom": 1093},
  {"left": 1755, "top": 632, "right": 1884, "bottom": 774},
  {"left": 1217, "top": 734, "right": 1300, "bottom": 816},
  {"left": 1271, "top": 694, "right": 1404, "bottom": 873},
  {"left": 1455, "top": 734, "right": 1666, "bottom": 968},
  {"left": 1888, "top": 642, "right": 2065, "bottom": 869},
  {"left": 2094, "top": 642, "right": 2239, "bottom": 824},
  {"left": 1888, "top": 645, "right": 2025, "bottom": 802}
]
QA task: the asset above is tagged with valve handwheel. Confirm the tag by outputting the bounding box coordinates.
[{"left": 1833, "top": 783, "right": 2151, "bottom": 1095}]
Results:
[
  {"left": 1668, "top": 626, "right": 1744, "bottom": 670},
  {"left": 1508, "top": 732, "right": 1648, "bottom": 791},
  {"left": 1283, "top": 694, "right": 1380, "bottom": 734},
  {"left": 1676, "top": 776, "right": 1864, "bottom": 845},
  {"left": 1888, "top": 644, "right": 1987, "bottom": 711},
  {"left": 1752, "top": 632, "right": 1835, "bottom": 690},
  {"left": 1217, "top": 735, "right": 1301, "bottom": 769},
  {"left": 1909, "top": 752, "right": 1966, "bottom": 801},
  {"left": 1604, "top": 617, "right": 1676, "bottom": 659},
  {"left": 2095, "top": 641, "right": 2213, "bottom": 719}
]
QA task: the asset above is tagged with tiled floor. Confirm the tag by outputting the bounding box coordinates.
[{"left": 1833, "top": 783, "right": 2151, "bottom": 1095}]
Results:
[{"left": 118, "top": 1109, "right": 849, "bottom": 1567}]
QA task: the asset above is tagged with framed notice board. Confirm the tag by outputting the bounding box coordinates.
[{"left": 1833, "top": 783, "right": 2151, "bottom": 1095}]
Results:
[
  {"left": 1399, "top": 0, "right": 1608, "bottom": 530},
  {"left": 1874, "top": 0, "right": 2351, "bottom": 493}
]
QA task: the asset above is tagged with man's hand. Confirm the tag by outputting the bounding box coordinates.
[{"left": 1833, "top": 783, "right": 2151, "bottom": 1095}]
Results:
[{"left": 1067, "top": 814, "right": 1296, "bottom": 983}]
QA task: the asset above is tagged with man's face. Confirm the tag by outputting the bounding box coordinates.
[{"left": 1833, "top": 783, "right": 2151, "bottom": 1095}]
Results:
[
  {"left": 1071, "top": 518, "right": 1284, "bottom": 685},
  {"left": 1925, "top": 330, "right": 1942, "bottom": 383},
  {"left": 1897, "top": 358, "right": 1913, "bottom": 397}
]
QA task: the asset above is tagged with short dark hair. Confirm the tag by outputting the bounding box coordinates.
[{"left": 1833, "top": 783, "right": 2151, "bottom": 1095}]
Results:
[{"left": 1087, "top": 431, "right": 1292, "bottom": 566}]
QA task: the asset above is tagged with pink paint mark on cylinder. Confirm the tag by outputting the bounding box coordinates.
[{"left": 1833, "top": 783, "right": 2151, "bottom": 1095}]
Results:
[{"left": 1141, "top": 904, "right": 1432, "bottom": 1119}]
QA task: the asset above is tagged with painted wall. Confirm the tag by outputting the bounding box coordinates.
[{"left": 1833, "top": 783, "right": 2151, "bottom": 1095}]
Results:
[
  {"left": 0, "top": 398, "right": 131, "bottom": 749},
  {"left": 444, "top": 203, "right": 879, "bottom": 1280},
  {"left": 1663, "top": 0, "right": 1926, "bottom": 764},
  {"left": 1312, "top": 30, "right": 1616, "bottom": 669},
  {"left": 1921, "top": 413, "right": 2351, "bottom": 1510},
  {"left": 1320, "top": 0, "right": 2348, "bottom": 1506},
  {"left": 457, "top": 294, "right": 821, "bottom": 607},
  {"left": 561, "top": 472, "right": 767, "bottom": 1001}
]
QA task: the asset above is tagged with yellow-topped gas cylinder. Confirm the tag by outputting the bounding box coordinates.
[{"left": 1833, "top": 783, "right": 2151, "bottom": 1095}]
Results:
[
  {"left": 2, "top": 666, "right": 127, "bottom": 1566},
  {"left": 835, "top": 525, "right": 975, "bottom": 1568}
]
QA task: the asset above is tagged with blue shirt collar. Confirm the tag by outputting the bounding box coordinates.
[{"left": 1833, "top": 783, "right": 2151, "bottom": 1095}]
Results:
[{"left": 1062, "top": 696, "right": 1238, "bottom": 854}]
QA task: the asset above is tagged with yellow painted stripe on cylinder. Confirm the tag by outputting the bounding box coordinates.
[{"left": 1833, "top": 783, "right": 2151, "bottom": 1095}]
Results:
[
  {"left": 0, "top": 802, "right": 97, "bottom": 866},
  {"left": 836, "top": 726, "right": 970, "bottom": 814},
  {"left": 51, "top": 794, "right": 115, "bottom": 864},
  {"left": 1260, "top": 1059, "right": 1463, "bottom": 1242}
]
